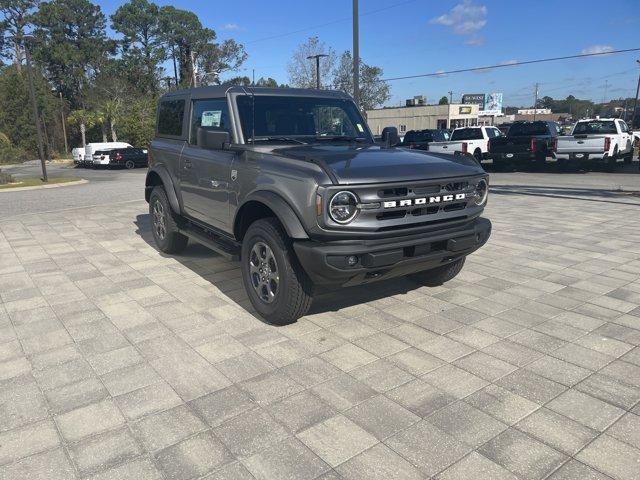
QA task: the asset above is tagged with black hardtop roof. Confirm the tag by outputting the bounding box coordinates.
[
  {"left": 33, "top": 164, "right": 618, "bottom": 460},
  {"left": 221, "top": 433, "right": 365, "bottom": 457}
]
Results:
[{"left": 160, "top": 86, "right": 353, "bottom": 101}]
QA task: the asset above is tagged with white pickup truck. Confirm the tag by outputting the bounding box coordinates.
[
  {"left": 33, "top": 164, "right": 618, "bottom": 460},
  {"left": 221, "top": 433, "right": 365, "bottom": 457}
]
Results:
[
  {"left": 428, "top": 126, "right": 503, "bottom": 161},
  {"left": 555, "top": 118, "right": 634, "bottom": 168}
]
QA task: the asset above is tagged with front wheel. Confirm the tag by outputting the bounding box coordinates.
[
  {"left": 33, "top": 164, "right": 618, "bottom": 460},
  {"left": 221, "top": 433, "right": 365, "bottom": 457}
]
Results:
[
  {"left": 241, "top": 218, "right": 312, "bottom": 325},
  {"left": 409, "top": 258, "right": 465, "bottom": 287},
  {"left": 149, "top": 186, "right": 188, "bottom": 254}
]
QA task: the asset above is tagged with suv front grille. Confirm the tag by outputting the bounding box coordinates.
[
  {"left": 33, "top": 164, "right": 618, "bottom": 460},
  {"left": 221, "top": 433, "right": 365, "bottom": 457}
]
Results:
[{"left": 322, "top": 176, "right": 484, "bottom": 232}]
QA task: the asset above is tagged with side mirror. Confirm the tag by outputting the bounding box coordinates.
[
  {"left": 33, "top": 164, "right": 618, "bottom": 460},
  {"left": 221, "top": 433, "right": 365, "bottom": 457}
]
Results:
[
  {"left": 197, "top": 128, "right": 230, "bottom": 150},
  {"left": 381, "top": 127, "right": 400, "bottom": 147}
]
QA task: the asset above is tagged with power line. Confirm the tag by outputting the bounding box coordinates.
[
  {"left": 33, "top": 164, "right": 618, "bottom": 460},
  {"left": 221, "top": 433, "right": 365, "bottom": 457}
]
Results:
[
  {"left": 381, "top": 48, "right": 640, "bottom": 82},
  {"left": 244, "top": 0, "right": 421, "bottom": 45}
]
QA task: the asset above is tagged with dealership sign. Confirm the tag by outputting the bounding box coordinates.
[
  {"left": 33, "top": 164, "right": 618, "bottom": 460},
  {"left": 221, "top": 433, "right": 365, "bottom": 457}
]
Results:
[
  {"left": 462, "top": 92, "right": 503, "bottom": 116},
  {"left": 462, "top": 94, "right": 485, "bottom": 105}
]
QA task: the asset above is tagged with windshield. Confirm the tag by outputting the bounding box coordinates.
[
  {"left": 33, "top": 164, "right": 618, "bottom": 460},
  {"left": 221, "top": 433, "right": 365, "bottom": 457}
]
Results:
[
  {"left": 573, "top": 121, "right": 617, "bottom": 135},
  {"left": 508, "top": 122, "right": 549, "bottom": 136},
  {"left": 236, "top": 95, "right": 370, "bottom": 142},
  {"left": 451, "top": 128, "right": 483, "bottom": 141}
]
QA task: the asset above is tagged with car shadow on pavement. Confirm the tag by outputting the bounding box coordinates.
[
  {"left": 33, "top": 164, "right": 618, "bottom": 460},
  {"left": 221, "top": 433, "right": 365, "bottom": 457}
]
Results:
[{"left": 134, "top": 214, "right": 424, "bottom": 320}]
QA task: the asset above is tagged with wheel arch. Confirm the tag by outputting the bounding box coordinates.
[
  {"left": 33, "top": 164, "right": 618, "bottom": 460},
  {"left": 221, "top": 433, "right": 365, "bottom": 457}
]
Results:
[
  {"left": 234, "top": 191, "right": 309, "bottom": 241},
  {"left": 145, "top": 166, "right": 180, "bottom": 213}
]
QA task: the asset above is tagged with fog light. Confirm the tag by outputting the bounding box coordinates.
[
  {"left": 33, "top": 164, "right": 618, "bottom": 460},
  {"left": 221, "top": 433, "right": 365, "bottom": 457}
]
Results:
[{"left": 346, "top": 255, "right": 359, "bottom": 266}]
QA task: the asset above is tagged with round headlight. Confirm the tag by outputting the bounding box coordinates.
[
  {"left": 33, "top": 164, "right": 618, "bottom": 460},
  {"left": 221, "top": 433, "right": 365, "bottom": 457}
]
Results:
[
  {"left": 329, "top": 191, "right": 359, "bottom": 224},
  {"left": 473, "top": 179, "right": 488, "bottom": 206}
]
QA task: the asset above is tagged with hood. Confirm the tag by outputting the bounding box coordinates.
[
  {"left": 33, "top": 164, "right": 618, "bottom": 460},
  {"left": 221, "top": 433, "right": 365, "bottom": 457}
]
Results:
[{"left": 272, "top": 144, "right": 485, "bottom": 184}]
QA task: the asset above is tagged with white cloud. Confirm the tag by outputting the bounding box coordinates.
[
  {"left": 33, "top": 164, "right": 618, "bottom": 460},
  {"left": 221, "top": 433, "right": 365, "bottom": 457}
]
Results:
[
  {"left": 465, "top": 36, "right": 485, "bottom": 46},
  {"left": 221, "top": 23, "right": 242, "bottom": 31},
  {"left": 430, "top": 1, "right": 487, "bottom": 37},
  {"left": 581, "top": 45, "right": 614, "bottom": 55}
]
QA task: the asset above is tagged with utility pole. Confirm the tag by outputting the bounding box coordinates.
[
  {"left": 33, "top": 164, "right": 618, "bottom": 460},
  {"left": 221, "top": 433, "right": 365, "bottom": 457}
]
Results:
[
  {"left": 603, "top": 80, "right": 609, "bottom": 105},
  {"left": 352, "top": 0, "right": 360, "bottom": 107},
  {"left": 448, "top": 91, "right": 453, "bottom": 103},
  {"left": 533, "top": 82, "right": 539, "bottom": 121},
  {"left": 307, "top": 54, "right": 328, "bottom": 89},
  {"left": 59, "top": 92, "right": 68, "bottom": 155},
  {"left": 23, "top": 38, "right": 48, "bottom": 182},
  {"left": 632, "top": 60, "right": 640, "bottom": 129}
]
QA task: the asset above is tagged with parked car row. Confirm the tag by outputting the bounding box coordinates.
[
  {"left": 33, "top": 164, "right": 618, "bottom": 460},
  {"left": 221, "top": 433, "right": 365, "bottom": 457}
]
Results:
[
  {"left": 394, "top": 119, "right": 638, "bottom": 171},
  {"left": 72, "top": 142, "right": 148, "bottom": 169}
]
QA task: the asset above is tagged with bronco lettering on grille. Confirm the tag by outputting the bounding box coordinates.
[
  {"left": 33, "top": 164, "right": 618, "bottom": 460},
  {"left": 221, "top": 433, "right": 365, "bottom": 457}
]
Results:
[{"left": 383, "top": 193, "right": 466, "bottom": 209}]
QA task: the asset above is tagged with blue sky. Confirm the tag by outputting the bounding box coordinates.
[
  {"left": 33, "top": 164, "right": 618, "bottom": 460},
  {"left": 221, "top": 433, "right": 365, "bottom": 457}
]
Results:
[{"left": 99, "top": 0, "right": 640, "bottom": 107}]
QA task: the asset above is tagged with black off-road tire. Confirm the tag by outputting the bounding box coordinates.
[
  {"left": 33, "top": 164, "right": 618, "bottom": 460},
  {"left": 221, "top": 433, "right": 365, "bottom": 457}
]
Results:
[
  {"left": 409, "top": 257, "right": 466, "bottom": 287},
  {"left": 606, "top": 147, "right": 618, "bottom": 172},
  {"left": 125, "top": 159, "right": 136, "bottom": 169},
  {"left": 473, "top": 149, "right": 483, "bottom": 163},
  {"left": 623, "top": 142, "right": 633, "bottom": 164},
  {"left": 149, "top": 186, "right": 188, "bottom": 254},
  {"left": 241, "top": 218, "right": 312, "bottom": 325}
]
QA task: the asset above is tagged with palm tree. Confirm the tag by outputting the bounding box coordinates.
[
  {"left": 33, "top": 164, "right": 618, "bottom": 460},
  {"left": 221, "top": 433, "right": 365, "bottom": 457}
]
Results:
[{"left": 67, "top": 109, "right": 96, "bottom": 147}]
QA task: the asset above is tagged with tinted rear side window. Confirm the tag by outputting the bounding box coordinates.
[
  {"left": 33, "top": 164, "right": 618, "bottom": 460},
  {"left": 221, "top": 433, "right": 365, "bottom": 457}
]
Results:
[{"left": 158, "top": 99, "right": 185, "bottom": 137}]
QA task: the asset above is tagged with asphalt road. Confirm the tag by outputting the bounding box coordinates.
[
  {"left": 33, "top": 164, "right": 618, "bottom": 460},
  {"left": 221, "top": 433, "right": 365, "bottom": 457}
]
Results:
[
  {"left": 1, "top": 159, "right": 639, "bottom": 218},
  {"left": 0, "top": 161, "right": 146, "bottom": 218}
]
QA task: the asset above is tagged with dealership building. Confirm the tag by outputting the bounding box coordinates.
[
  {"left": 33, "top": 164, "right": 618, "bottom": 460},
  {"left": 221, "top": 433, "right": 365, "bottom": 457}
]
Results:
[
  {"left": 366, "top": 93, "right": 503, "bottom": 135},
  {"left": 366, "top": 101, "right": 480, "bottom": 136}
]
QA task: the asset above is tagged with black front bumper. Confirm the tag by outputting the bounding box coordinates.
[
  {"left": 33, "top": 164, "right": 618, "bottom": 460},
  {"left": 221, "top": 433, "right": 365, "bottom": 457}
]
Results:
[{"left": 293, "top": 217, "right": 491, "bottom": 287}]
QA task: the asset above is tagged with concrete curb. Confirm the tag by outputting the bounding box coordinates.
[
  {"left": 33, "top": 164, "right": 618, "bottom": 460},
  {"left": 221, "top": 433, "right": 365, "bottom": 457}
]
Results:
[{"left": 0, "top": 178, "right": 88, "bottom": 193}]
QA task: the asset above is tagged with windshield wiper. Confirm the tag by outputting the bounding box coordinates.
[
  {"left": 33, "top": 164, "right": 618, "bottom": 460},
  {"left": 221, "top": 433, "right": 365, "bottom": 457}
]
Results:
[
  {"left": 313, "top": 135, "right": 367, "bottom": 142},
  {"left": 249, "top": 136, "right": 308, "bottom": 144}
]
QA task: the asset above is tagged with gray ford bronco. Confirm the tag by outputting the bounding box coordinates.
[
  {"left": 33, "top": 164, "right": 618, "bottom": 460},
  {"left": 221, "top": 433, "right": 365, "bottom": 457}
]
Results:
[{"left": 145, "top": 86, "right": 491, "bottom": 324}]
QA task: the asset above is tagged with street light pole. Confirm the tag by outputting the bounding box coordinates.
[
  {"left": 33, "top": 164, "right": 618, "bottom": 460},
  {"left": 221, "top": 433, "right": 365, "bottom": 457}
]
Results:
[
  {"left": 533, "top": 82, "right": 539, "bottom": 121},
  {"left": 352, "top": 0, "right": 360, "bottom": 107},
  {"left": 23, "top": 39, "right": 48, "bottom": 182},
  {"left": 306, "top": 54, "right": 328, "bottom": 89},
  {"left": 632, "top": 60, "right": 640, "bottom": 129},
  {"left": 59, "top": 91, "right": 68, "bottom": 155}
]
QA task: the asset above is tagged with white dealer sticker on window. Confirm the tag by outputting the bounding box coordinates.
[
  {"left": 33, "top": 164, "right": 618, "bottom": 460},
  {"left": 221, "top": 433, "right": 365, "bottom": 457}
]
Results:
[{"left": 201, "top": 110, "right": 222, "bottom": 128}]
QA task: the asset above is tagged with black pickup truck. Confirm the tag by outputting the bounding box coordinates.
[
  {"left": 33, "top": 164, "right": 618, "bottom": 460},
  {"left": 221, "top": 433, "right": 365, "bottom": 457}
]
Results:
[
  {"left": 488, "top": 121, "right": 561, "bottom": 167},
  {"left": 145, "top": 86, "right": 491, "bottom": 324}
]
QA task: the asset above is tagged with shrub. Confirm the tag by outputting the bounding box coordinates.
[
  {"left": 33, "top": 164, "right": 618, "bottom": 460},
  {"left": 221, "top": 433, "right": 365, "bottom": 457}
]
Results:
[
  {"left": 0, "top": 144, "right": 30, "bottom": 164},
  {"left": 0, "top": 169, "right": 14, "bottom": 185}
]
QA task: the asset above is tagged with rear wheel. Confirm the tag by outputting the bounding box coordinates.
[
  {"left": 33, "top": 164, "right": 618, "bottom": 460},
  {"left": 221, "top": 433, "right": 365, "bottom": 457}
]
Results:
[
  {"left": 606, "top": 147, "right": 618, "bottom": 172},
  {"left": 125, "top": 159, "right": 135, "bottom": 169},
  {"left": 149, "top": 186, "right": 188, "bottom": 254},
  {"left": 623, "top": 142, "right": 633, "bottom": 164},
  {"left": 241, "top": 218, "right": 312, "bottom": 325},
  {"left": 473, "top": 148, "right": 482, "bottom": 162},
  {"left": 409, "top": 258, "right": 465, "bottom": 287}
]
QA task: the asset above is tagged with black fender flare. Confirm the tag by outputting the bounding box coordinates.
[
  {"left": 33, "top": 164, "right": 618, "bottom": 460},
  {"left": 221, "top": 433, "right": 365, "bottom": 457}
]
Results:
[
  {"left": 236, "top": 191, "right": 309, "bottom": 239},
  {"left": 145, "top": 166, "right": 181, "bottom": 213}
]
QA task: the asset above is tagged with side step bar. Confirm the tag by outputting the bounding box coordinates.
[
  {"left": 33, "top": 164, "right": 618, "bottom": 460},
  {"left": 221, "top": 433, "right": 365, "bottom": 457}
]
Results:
[{"left": 178, "top": 223, "right": 240, "bottom": 261}]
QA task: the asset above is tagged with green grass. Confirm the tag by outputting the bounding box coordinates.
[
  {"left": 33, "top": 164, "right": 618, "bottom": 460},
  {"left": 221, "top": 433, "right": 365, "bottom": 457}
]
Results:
[{"left": 0, "top": 177, "right": 81, "bottom": 189}]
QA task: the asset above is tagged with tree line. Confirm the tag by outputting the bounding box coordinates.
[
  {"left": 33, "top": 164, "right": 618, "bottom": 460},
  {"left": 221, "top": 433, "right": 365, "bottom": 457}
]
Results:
[
  {"left": 1, "top": 1, "right": 391, "bottom": 164},
  {"left": 0, "top": 0, "right": 247, "bottom": 162}
]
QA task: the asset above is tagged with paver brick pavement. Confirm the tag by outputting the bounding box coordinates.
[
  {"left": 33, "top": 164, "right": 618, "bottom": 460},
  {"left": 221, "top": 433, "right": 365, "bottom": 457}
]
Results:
[{"left": 0, "top": 190, "right": 640, "bottom": 479}]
